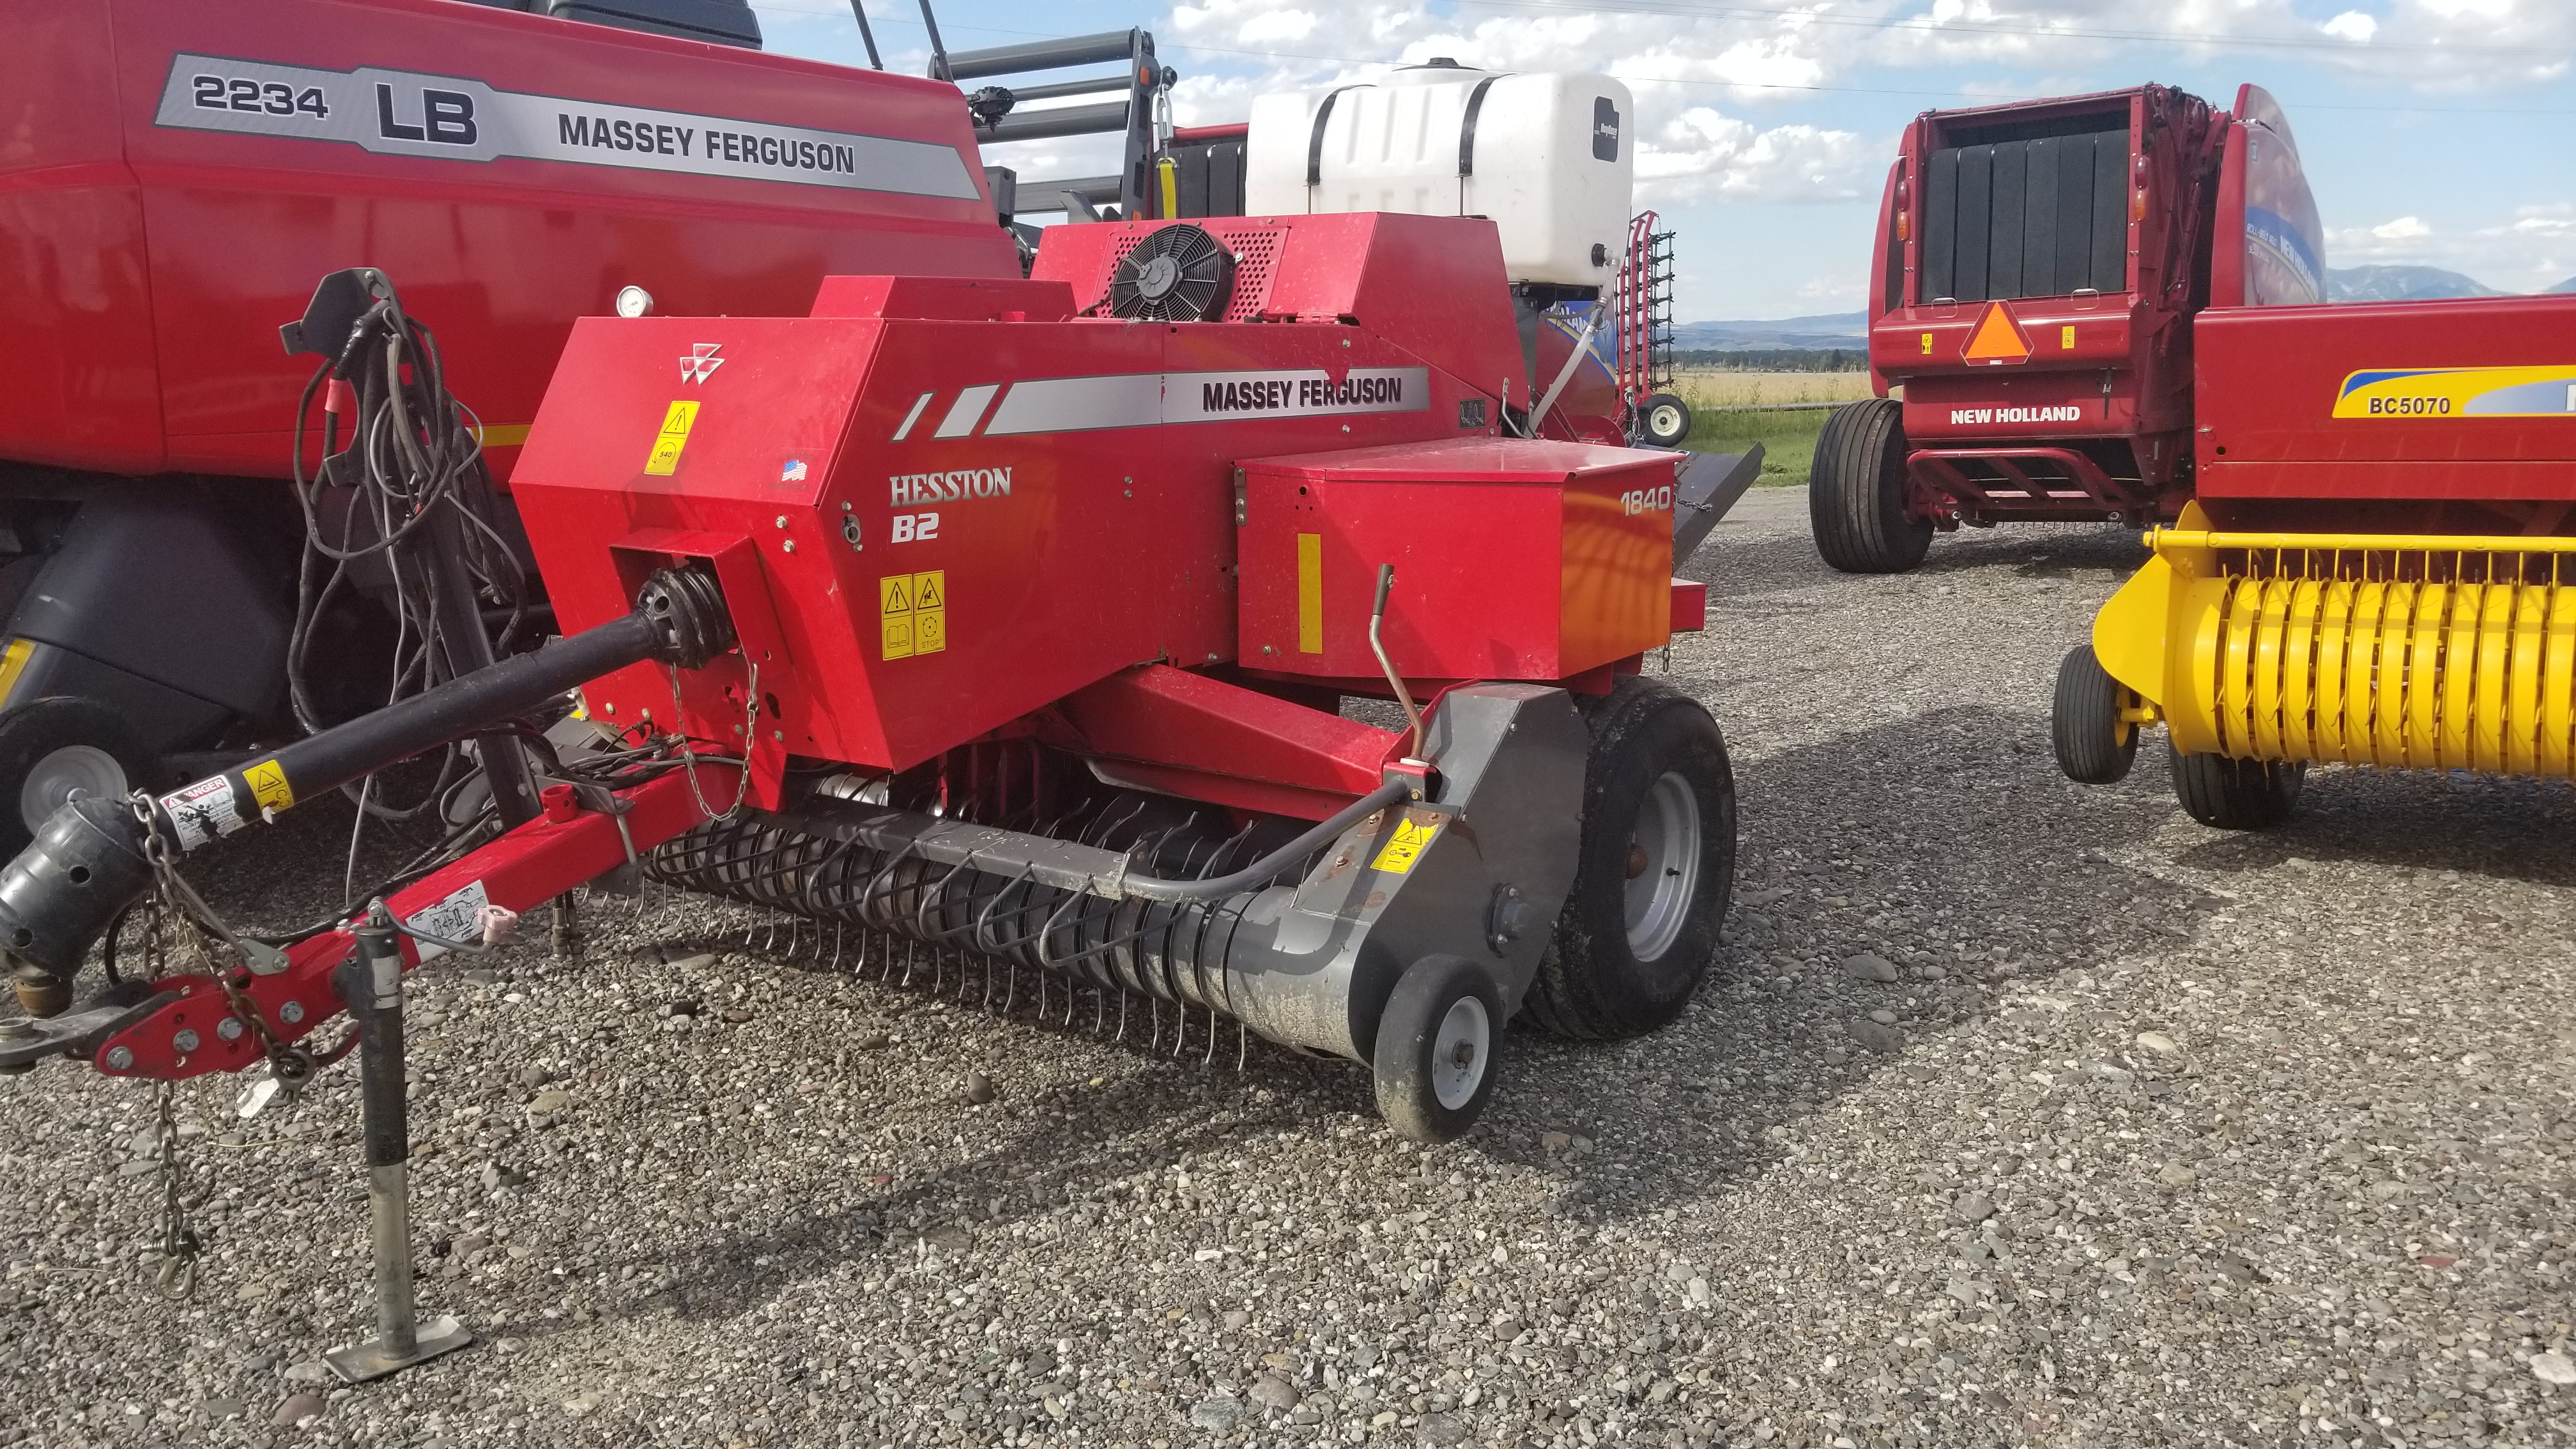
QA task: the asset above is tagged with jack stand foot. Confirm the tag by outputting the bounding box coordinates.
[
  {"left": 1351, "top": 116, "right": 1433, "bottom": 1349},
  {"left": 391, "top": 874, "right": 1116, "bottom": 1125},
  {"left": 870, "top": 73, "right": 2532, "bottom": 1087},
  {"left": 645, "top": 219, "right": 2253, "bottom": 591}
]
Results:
[
  {"left": 326, "top": 905, "right": 475, "bottom": 1386},
  {"left": 325, "top": 1314, "right": 473, "bottom": 1384}
]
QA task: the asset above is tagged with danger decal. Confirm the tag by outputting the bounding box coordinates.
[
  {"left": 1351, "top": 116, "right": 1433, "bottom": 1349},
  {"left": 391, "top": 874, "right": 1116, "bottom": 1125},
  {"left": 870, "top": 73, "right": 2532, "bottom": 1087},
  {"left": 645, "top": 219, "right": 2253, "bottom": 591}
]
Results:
[
  {"left": 1370, "top": 813, "right": 1441, "bottom": 875},
  {"left": 152, "top": 54, "right": 981, "bottom": 199},
  {"left": 1949, "top": 406, "right": 2085, "bottom": 425}
]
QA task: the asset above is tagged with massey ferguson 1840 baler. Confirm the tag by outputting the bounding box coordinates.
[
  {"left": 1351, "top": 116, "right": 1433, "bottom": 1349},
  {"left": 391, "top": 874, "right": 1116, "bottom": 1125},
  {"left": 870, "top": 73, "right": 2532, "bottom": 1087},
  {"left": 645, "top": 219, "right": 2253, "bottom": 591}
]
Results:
[
  {"left": 2051, "top": 292, "right": 2576, "bottom": 828},
  {"left": 1809, "top": 84, "right": 2326, "bottom": 572}
]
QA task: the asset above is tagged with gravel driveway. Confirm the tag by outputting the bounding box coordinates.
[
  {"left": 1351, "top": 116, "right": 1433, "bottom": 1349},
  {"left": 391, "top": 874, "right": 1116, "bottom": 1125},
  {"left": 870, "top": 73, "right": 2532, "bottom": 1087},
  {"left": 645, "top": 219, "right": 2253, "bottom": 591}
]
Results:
[{"left": 6, "top": 484, "right": 2575, "bottom": 1449}]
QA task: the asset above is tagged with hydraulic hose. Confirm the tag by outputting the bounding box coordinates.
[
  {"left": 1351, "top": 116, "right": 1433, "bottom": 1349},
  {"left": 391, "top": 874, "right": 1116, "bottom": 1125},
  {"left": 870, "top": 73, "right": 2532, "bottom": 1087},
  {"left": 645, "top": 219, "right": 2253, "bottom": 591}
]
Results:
[{"left": 1116, "top": 779, "right": 1410, "bottom": 902}]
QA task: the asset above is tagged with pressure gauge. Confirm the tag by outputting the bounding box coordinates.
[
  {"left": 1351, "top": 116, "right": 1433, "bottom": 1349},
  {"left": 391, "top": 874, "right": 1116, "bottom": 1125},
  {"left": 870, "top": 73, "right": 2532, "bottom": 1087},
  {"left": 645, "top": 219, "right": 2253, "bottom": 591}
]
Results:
[{"left": 614, "top": 285, "right": 655, "bottom": 318}]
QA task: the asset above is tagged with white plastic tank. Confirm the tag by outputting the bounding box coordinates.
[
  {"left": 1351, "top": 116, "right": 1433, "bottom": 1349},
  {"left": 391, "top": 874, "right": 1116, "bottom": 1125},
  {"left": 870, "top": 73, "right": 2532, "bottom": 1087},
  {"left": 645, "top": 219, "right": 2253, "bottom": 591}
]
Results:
[{"left": 1244, "top": 60, "right": 1634, "bottom": 289}]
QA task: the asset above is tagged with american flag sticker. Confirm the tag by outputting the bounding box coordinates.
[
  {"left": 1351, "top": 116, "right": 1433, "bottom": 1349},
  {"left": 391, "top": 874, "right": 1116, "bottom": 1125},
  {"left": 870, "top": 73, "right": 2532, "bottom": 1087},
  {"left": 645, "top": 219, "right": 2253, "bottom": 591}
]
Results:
[{"left": 781, "top": 458, "right": 808, "bottom": 482}]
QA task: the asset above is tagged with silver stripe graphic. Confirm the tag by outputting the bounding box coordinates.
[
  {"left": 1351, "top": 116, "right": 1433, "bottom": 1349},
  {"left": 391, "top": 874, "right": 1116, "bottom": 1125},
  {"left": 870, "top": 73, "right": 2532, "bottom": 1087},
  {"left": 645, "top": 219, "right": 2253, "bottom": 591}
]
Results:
[
  {"left": 153, "top": 53, "right": 981, "bottom": 199},
  {"left": 983, "top": 374, "right": 1165, "bottom": 436},
  {"left": 889, "top": 390, "right": 935, "bottom": 441},
  {"left": 932, "top": 384, "right": 1002, "bottom": 439},
  {"left": 980, "top": 368, "right": 1429, "bottom": 436}
]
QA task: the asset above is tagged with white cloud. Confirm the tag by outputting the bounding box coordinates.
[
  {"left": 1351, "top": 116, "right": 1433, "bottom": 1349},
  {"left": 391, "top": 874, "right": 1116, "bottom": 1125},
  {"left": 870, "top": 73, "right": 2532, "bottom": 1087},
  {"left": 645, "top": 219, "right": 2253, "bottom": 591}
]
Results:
[
  {"left": 2327, "top": 206, "right": 2576, "bottom": 291},
  {"left": 2320, "top": 10, "right": 2379, "bottom": 42}
]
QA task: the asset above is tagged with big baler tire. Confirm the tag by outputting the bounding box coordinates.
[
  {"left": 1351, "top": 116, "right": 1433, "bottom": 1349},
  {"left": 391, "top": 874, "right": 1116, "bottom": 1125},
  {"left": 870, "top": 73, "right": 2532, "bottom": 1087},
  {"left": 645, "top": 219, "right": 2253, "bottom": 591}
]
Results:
[
  {"left": 1809, "top": 397, "right": 1931, "bottom": 574},
  {"left": 2169, "top": 747, "right": 2304, "bottom": 830},
  {"left": 1525, "top": 676, "right": 1736, "bottom": 1041},
  {"left": 2051, "top": 645, "right": 2138, "bottom": 785},
  {"left": 0, "top": 698, "right": 158, "bottom": 859},
  {"left": 1372, "top": 953, "right": 1504, "bottom": 1144}
]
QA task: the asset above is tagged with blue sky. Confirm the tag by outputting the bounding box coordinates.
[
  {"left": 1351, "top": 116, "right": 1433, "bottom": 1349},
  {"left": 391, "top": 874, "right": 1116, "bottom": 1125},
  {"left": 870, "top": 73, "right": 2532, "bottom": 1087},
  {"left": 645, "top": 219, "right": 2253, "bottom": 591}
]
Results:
[{"left": 751, "top": 0, "right": 2576, "bottom": 320}]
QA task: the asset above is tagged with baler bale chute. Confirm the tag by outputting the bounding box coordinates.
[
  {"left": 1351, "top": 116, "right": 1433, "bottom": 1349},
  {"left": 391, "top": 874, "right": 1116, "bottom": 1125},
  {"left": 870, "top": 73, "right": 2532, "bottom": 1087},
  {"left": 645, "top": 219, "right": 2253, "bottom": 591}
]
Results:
[
  {"left": 2053, "top": 291, "right": 2576, "bottom": 827},
  {"left": 1812, "top": 83, "right": 2326, "bottom": 572}
]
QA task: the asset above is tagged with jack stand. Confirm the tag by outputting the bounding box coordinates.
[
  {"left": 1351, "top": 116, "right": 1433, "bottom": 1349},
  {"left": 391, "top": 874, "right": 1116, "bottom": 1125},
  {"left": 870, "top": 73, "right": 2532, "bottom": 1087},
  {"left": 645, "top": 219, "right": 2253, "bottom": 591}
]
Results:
[
  {"left": 325, "top": 905, "right": 472, "bottom": 1384},
  {"left": 550, "top": 893, "right": 578, "bottom": 958}
]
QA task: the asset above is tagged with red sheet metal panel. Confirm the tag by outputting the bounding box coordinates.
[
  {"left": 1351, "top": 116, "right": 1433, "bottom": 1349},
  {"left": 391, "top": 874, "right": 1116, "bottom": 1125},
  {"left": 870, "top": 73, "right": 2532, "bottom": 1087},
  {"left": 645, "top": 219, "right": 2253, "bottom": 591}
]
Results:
[
  {"left": 511, "top": 217, "right": 1535, "bottom": 772},
  {"left": 2, "top": 0, "right": 1016, "bottom": 483},
  {"left": 2195, "top": 295, "right": 2576, "bottom": 502},
  {"left": 1236, "top": 437, "right": 1677, "bottom": 682}
]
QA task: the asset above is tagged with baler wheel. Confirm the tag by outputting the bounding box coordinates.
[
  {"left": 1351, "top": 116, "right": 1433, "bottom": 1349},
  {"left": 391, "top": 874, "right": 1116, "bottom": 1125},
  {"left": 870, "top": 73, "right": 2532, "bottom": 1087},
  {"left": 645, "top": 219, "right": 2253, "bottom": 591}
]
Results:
[
  {"left": 2051, "top": 645, "right": 2139, "bottom": 785},
  {"left": 1809, "top": 397, "right": 1931, "bottom": 574},
  {"left": 1637, "top": 392, "right": 1694, "bottom": 449},
  {"left": 1373, "top": 954, "right": 1504, "bottom": 1144},
  {"left": 2169, "top": 747, "right": 2304, "bottom": 831},
  {"left": 0, "top": 698, "right": 156, "bottom": 859},
  {"left": 1526, "top": 677, "right": 1736, "bottom": 1040}
]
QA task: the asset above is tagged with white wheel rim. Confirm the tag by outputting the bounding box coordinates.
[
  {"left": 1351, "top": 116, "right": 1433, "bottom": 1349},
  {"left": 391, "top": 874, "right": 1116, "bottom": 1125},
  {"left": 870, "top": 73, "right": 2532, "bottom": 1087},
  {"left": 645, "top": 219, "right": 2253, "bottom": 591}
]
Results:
[
  {"left": 20, "top": 744, "right": 127, "bottom": 836},
  {"left": 1650, "top": 404, "right": 1684, "bottom": 437},
  {"left": 1430, "top": 995, "right": 1491, "bottom": 1110},
  {"left": 1624, "top": 770, "right": 1702, "bottom": 962}
]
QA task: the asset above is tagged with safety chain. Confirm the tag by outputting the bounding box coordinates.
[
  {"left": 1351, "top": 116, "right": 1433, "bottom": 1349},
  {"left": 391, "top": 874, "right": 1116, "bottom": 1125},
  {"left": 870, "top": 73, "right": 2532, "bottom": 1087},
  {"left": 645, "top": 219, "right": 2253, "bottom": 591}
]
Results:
[
  {"left": 665, "top": 659, "right": 757, "bottom": 825},
  {"left": 150, "top": 1078, "right": 199, "bottom": 1298}
]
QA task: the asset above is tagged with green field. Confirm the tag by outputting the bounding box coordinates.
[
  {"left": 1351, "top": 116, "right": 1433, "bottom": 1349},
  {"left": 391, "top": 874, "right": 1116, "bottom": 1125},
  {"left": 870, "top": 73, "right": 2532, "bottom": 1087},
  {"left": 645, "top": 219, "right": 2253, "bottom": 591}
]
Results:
[
  {"left": 1669, "top": 371, "right": 1873, "bottom": 486},
  {"left": 1685, "top": 404, "right": 1834, "bottom": 486}
]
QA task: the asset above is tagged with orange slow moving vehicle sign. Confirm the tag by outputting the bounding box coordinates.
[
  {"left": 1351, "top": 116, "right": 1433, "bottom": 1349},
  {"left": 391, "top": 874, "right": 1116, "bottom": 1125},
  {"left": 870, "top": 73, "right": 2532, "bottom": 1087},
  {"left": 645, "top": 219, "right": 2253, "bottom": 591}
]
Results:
[{"left": 1963, "top": 302, "right": 2033, "bottom": 366}]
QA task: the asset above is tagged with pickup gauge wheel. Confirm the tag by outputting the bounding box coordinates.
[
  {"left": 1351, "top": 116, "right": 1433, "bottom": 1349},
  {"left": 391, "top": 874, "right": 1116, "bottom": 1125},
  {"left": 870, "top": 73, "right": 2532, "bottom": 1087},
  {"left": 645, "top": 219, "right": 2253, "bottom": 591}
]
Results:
[{"left": 1373, "top": 954, "right": 1503, "bottom": 1144}]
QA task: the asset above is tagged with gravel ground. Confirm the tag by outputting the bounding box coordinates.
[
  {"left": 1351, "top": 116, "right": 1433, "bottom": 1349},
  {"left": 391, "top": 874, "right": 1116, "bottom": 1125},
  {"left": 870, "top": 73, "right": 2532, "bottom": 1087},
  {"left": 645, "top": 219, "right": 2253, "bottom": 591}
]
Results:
[{"left": 7, "top": 484, "right": 2576, "bottom": 1449}]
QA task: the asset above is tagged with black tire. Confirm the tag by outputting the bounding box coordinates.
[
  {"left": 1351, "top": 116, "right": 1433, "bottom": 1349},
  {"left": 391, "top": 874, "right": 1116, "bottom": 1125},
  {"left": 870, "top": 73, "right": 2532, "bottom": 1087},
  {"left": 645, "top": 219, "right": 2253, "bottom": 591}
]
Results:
[
  {"left": 1637, "top": 392, "right": 1693, "bottom": 449},
  {"left": 2170, "top": 747, "right": 2304, "bottom": 830},
  {"left": 1809, "top": 397, "right": 1932, "bottom": 574},
  {"left": 2051, "top": 644, "right": 2138, "bottom": 785},
  {"left": 1372, "top": 954, "right": 1503, "bottom": 1144},
  {"left": 1524, "top": 676, "right": 1736, "bottom": 1040},
  {"left": 0, "top": 697, "right": 158, "bottom": 859}
]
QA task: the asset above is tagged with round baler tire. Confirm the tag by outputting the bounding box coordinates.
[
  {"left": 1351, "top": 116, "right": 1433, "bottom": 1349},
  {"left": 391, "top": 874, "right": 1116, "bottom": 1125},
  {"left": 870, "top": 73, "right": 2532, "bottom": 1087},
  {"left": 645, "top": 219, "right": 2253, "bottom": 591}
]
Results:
[
  {"left": 1524, "top": 676, "right": 1736, "bottom": 1041},
  {"left": 1372, "top": 954, "right": 1504, "bottom": 1144},
  {"left": 0, "top": 697, "right": 157, "bottom": 860},
  {"left": 1809, "top": 397, "right": 1932, "bottom": 574},
  {"left": 2051, "top": 644, "right": 2139, "bottom": 785},
  {"left": 2170, "top": 747, "right": 2304, "bottom": 830}
]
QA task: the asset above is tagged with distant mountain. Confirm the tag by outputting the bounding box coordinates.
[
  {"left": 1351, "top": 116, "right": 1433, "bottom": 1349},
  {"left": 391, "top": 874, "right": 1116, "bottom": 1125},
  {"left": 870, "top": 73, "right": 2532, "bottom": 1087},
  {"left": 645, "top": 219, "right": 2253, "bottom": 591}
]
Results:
[
  {"left": 1671, "top": 312, "right": 1866, "bottom": 350},
  {"left": 2551, "top": 276, "right": 2576, "bottom": 295},
  {"left": 2326, "top": 265, "right": 2504, "bottom": 303}
]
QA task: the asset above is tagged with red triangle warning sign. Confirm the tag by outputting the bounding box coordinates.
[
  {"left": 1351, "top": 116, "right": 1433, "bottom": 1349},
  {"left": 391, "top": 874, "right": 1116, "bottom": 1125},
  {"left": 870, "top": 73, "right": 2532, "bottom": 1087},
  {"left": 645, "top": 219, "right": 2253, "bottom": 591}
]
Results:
[{"left": 1963, "top": 302, "right": 2032, "bottom": 365}]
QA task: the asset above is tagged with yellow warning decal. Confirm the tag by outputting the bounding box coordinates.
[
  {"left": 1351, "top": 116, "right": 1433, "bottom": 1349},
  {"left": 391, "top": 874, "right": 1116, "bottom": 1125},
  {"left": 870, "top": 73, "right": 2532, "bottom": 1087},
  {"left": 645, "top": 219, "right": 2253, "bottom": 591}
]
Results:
[
  {"left": 243, "top": 759, "right": 294, "bottom": 813},
  {"left": 2060, "top": 324, "right": 2076, "bottom": 350},
  {"left": 879, "top": 570, "right": 947, "bottom": 660},
  {"left": 1296, "top": 533, "right": 1324, "bottom": 654},
  {"left": 2332, "top": 366, "right": 2576, "bottom": 420},
  {"left": 470, "top": 422, "right": 532, "bottom": 448},
  {"left": 1370, "top": 812, "right": 1441, "bottom": 875},
  {"left": 912, "top": 571, "right": 947, "bottom": 655},
  {"left": 0, "top": 638, "right": 34, "bottom": 707},
  {"left": 1963, "top": 302, "right": 2031, "bottom": 365},
  {"left": 643, "top": 400, "right": 699, "bottom": 476}
]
